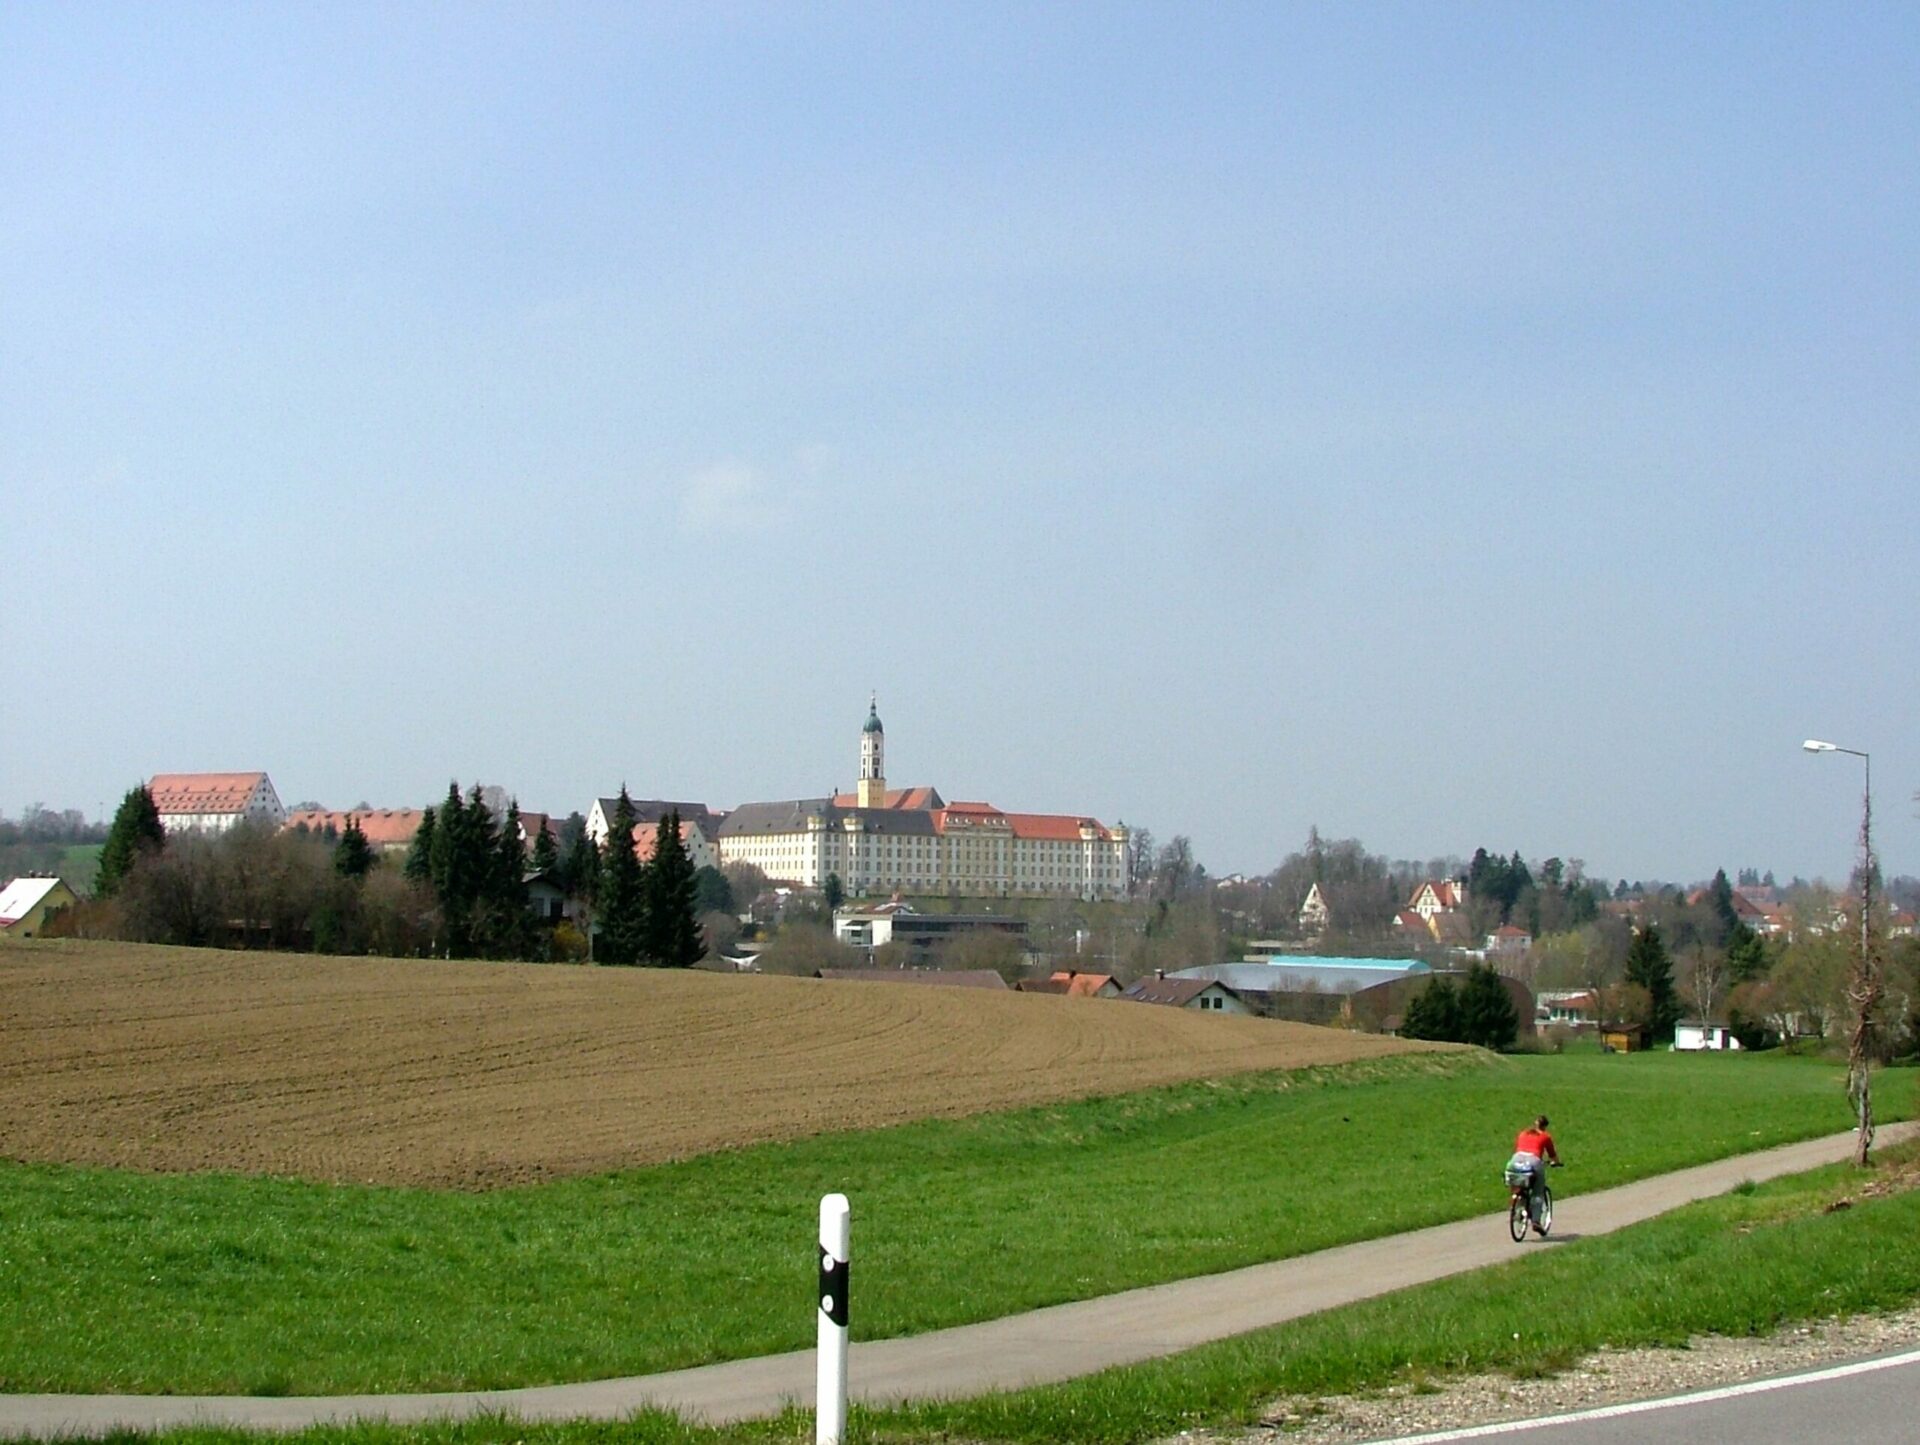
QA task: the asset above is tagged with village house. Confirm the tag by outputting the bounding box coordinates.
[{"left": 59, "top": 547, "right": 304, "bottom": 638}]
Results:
[
  {"left": 0, "top": 877, "right": 79, "bottom": 937},
  {"left": 1122, "top": 973, "right": 1250, "bottom": 1013}
]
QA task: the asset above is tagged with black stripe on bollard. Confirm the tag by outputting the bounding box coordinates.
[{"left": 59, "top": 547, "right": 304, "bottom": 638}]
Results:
[{"left": 819, "top": 1248, "right": 850, "bottom": 1327}]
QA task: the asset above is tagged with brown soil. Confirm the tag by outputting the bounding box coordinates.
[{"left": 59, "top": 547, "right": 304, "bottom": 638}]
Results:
[{"left": 0, "top": 939, "right": 1443, "bottom": 1189}]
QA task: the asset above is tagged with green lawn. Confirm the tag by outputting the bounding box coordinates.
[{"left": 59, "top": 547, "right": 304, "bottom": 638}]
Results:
[{"left": 0, "top": 1050, "right": 1907, "bottom": 1397}]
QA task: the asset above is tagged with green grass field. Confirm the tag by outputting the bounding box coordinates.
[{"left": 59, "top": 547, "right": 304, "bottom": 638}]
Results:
[
  {"left": 0, "top": 1051, "right": 1908, "bottom": 1399},
  {"left": 20, "top": 1123, "right": 1920, "bottom": 1445}
]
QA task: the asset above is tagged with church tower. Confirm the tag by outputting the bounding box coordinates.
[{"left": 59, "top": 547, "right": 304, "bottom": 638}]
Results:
[{"left": 857, "top": 694, "right": 886, "bottom": 808}]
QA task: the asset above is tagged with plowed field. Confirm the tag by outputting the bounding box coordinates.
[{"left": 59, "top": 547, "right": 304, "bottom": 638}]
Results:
[{"left": 0, "top": 940, "right": 1440, "bottom": 1188}]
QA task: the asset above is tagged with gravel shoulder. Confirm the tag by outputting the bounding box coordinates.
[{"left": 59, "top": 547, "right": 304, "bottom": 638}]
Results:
[{"left": 1193, "top": 1306, "right": 1920, "bottom": 1444}]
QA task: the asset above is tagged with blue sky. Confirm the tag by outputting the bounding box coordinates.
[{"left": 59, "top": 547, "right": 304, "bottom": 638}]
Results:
[{"left": 4, "top": 3, "right": 1915, "bottom": 885}]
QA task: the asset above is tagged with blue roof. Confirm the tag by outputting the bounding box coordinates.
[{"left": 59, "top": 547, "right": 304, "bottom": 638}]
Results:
[{"left": 1171, "top": 958, "right": 1431, "bottom": 996}]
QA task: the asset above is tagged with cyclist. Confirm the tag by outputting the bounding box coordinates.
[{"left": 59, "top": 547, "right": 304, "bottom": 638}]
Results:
[{"left": 1506, "top": 1115, "right": 1562, "bottom": 1227}]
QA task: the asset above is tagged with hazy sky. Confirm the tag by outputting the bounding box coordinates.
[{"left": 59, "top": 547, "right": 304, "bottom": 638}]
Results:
[{"left": 4, "top": 3, "right": 1915, "bottom": 886}]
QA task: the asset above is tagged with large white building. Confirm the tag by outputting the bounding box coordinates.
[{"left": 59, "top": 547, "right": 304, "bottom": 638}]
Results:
[
  {"left": 715, "top": 700, "right": 1130, "bottom": 901},
  {"left": 148, "top": 772, "right": 286, "bottom": 835}
]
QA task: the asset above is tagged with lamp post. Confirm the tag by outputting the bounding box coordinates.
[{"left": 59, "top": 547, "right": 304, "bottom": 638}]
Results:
[{"left": 1802, "top": 739, "right": 1877, "bottom": 1165}]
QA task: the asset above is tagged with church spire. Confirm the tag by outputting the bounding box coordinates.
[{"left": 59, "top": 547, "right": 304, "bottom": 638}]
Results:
[{"left": 858, "top": 694, "right": 886, "bottom": 807}]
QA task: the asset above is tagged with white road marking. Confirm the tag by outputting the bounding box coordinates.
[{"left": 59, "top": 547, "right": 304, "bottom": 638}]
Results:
[{"left": 1366, "top": 1346, "right": 1920, "bottom": 1442}]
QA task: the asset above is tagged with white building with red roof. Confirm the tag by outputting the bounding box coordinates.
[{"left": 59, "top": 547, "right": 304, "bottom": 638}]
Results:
[
  {"left": 715, "top": 700, "right": 1129, "bottom": 900},
  {"left": 148, "top": 772, "right": 285, "bottom": 835}
]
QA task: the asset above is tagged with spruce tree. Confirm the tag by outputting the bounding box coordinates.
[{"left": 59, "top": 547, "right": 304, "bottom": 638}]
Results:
[
  {"left": 529, "top": 818, "right": 559, "bottom": 876},
  {"left": 96, "top": 784, "right": 166, "bottom": 898},
  {"left": 486, "top": 800, "right": 529, "bottom": 956},
  {"left": 1726, "top": 925, "right": 1769, "bottom": 984},
  {"left": 644, "top": 809, "right": 706, "bottom": 968},
  {"left": 405, "top": 807, "right": 437, "bottom": 884},
  {"left": 1401, "top": 974, "right": 1462, "bottom": 1041},
  {"left": 598, "top": 788, "right": 647, "bottom": 966},
  {"left": 334, "top": 817, "right": 376, "bottom": 879},
  {"left": 1459, "top": 963, "right": 1520, "bottom": 1050},
  {"left": 1626, "top": 923, "right": 1681, "bottom": 1041}
]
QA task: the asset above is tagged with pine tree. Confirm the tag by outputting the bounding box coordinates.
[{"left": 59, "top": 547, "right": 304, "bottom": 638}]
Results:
[
  {"left": 1458, "top": 963, "right": 1520, "bottom": 1050},
  {"left": 485, "top": 800, "right": 529, "bottom": 956},
  {"left": 96, "top": 784, "right": 166, "bottom": 898},
  {"left": 1626, "top": 923, "right": 1681, "bottom": 1041},
  {"left": 334, "top": 817, "right": 376, "bottom": 879},
  {"left": 1401, "top": 974, "right": 1462, "bottom": 1041},
  {"left": 644, "top": 809, "right": 705, "bottom": 968},
  {"left": 598, "top": 788, "right": 647, "bottom": 966},
  {"left": 1726, "top": 925, "right": 1769, "bottom": 984},
  {"left": 405, "top": 807, "right": 436, "bottom": 884},
  {"left": 529, "top": 818, "right": 559, "bottom": 876}
]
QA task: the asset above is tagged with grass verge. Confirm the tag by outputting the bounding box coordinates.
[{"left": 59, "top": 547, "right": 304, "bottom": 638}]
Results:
[
  {"left": 23, "top": 1140, "right": 1920, "bottom": 1445},
  {"left": 1, "top": 1051, "right": 1909, "bottom": 1395}
]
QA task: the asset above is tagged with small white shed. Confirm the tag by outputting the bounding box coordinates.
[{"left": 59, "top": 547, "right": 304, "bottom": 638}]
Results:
[{"left": 1674, "top": 1021, "right": 1742, "bottom": 1052}]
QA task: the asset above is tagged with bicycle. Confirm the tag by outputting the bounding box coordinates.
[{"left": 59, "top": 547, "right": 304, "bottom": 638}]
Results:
[{"left": 1505, "top": 1160, "right": 1560, "bottom": 1241}]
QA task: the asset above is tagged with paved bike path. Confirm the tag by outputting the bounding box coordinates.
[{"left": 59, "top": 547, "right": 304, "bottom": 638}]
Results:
[{"left": 6, "top": 1123, "right": 1910, "bottom": 1439}]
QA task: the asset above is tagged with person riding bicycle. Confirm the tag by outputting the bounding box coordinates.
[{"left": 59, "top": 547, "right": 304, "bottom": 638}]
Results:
[{"left": 1505, "top": 1115, "right": 1562, "bottom": 1222}]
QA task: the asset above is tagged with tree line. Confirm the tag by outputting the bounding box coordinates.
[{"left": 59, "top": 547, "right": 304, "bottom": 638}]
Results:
[{"left": 64, "top": 781, "right": 713, "bottom": 967}]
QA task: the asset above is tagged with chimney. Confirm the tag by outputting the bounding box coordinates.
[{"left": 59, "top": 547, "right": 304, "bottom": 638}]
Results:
[{"left": 1155, "top": 968, "right": 1165, "bottom": 981}]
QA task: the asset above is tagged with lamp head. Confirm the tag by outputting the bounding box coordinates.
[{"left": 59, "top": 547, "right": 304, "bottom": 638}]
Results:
[{"left": 1803, "top": 739, "right": 1838, "bottom": 753}]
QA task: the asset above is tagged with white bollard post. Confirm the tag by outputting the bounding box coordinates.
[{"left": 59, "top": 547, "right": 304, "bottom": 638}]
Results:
[{"left": 817, "top": 1192, "right": 850, "bottom": 1445}]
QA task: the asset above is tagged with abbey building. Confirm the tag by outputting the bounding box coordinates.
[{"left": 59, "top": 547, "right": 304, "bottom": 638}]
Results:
[{"left": 715, "top": 699, "right": 1130, "bottom": 901}]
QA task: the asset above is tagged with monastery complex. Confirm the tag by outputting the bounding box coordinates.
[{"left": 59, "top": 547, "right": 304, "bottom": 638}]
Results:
[{"left": 714, "top": 699, "right": 1131, "bottom": 901}]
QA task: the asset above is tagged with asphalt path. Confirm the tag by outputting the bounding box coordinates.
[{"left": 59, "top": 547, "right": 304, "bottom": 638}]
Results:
[
  {"left": 1368, "top": 1347, "right": 1920, "bottom": 1443},
  {"left": 2, "top": 1122, "right": 1912, "bottom": 1439}
]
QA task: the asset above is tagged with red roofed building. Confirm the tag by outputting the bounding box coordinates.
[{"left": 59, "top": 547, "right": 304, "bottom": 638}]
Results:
[
  {"left": 148, "top": 772, "right": 285, "bottom": 835},
  {"left": 283, "top": 808, "right": 425, "bottom": 852}
]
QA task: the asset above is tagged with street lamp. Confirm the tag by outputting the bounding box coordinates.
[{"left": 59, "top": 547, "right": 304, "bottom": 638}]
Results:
[{"left": 1802, "top": 738, "right": 1877, "bottom": 1165}]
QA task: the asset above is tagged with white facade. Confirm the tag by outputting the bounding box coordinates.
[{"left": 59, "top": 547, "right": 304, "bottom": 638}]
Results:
[
  {"left": 149, "top": 773, "right": 285, "bottom": 835},
  {"left": 716, "top": 706, "right": 1130, "bottom": 901},
  {"left": 1674, "top": 1022, "right": 1743, "bottom": 1052}
]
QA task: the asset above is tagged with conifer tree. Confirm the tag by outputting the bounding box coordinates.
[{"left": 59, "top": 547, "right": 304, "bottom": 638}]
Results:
[
  {"left": 529, "top": 818, "right": 558, "bottom": 876},
  {"left": 405, "top": 806, "right": 437, "bottom": 884},
  {"left": 1401, "top": 974, "right": 1461, "bottom": 1041},
  {"left": 643, "top": 809, "right": 706, "bottom": 968},
  {"left": 334, "top": 817, "right": 376, "bottom": 879},
  {"left": 598, "top": 787, "right": 647, "bottom": 965},
  {"left": 96, "top": 784, "right": 166, "bottom": 899},
  {"left": 1626, "top": 923, "right": 1681, "bottom": 1041},
  {"left": 1458, "top": 962, "right": 1520, "bottom": 1049},
  {"left": 1726, "top": 925, "right": 1769, "bottom": 984}
]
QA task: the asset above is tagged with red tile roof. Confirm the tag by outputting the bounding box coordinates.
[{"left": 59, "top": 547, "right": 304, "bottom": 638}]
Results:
[
  {"left": 828, "top": 786, "right": 944, "bottom": 810},
  {"left": 283, "top": 809, "right": 424, "bottom": 848},
  {"left": 1004, "top": 812, "right": 1107, "bottom": 841},
  {"left": 149, "top": 772, "right": 271, "bottom": 815}
]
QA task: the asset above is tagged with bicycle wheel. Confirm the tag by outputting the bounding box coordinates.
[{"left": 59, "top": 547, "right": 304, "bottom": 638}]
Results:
[
  {"left": 1508, "top": 1192, "right": 1529, "bottom": 1242},
  {"left": 1535, "top": 1185, "right": 1554, "bottom": 1236}
]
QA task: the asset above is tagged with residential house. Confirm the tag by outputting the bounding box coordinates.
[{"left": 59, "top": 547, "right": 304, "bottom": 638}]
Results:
[
  {"left": 1123, "top": 974, "right": 1250, "bottom": 1014},
  {"left": 1487, "top": 924, "right": 1532, "bottom": 958},
  {"left": 149, "top": 772, "right": 285, "bottom": 834},
  {"left": 0, "top": 877, "right": 79, "bottom": 937},
  {"left": 1536, "top": 990, "right": 1600, "bottom": 1029},
  {"left": 1408, "top": 879, "right": 1467, "bottom": 921},
  {"left": 1015, "top": 970, "right": 1122, "bottom": 998},
  {"left": 586, "top": 797, "right": 724, "bottom": 870},
  {"left": 1298, "top": 882, "right": 1331, "bottom": 936}
]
